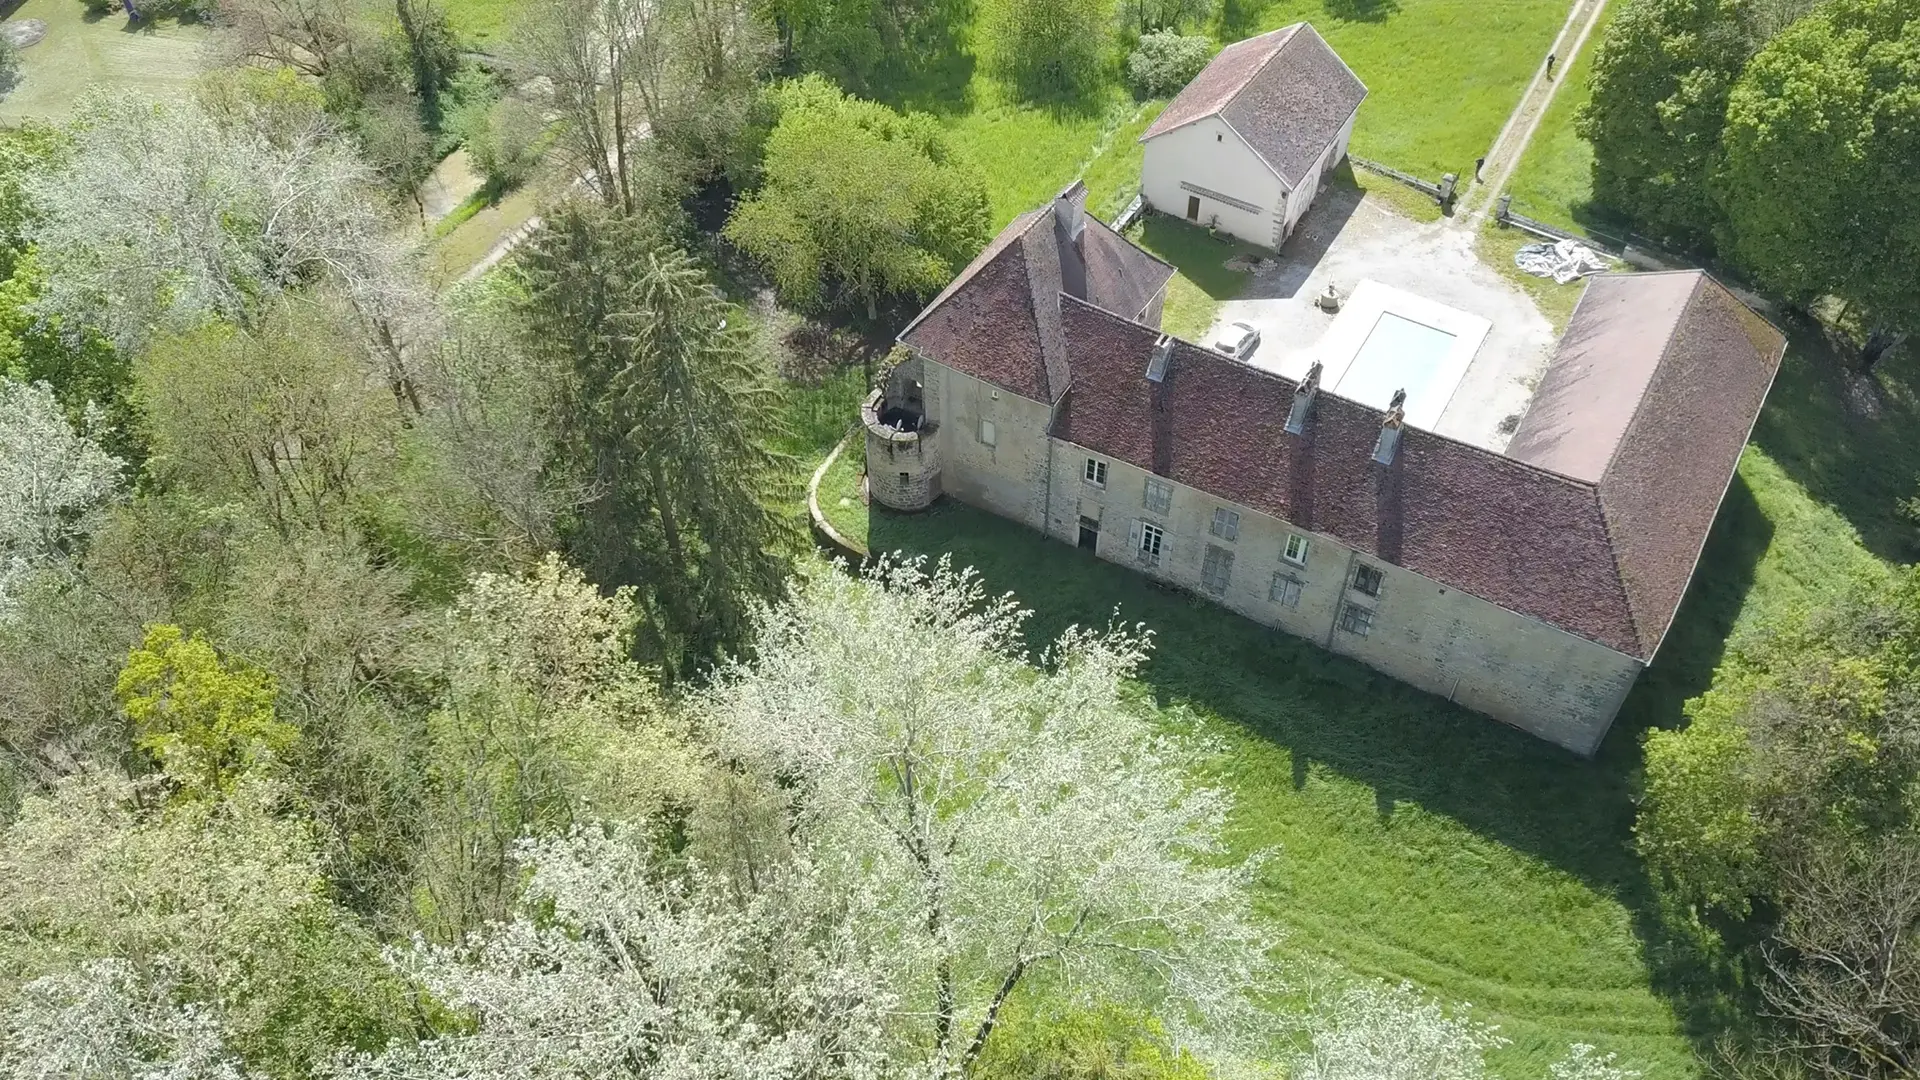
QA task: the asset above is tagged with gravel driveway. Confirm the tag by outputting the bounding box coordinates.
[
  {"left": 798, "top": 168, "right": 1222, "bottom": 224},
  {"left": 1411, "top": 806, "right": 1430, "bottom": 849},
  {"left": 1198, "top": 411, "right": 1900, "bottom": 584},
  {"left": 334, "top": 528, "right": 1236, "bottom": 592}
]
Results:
[{"left": 1205, "top": 185, "right": 1556, "bottom": 452}]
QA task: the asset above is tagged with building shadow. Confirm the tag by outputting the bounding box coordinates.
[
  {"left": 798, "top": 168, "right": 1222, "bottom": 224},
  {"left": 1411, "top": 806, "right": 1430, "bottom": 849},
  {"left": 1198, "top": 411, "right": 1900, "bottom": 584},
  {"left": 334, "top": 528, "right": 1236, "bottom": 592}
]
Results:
[
  {"left": 1238, "top": 165, "right": 1366, "bottom": 301},
  {"left": 863, "top": 464, "right": 1773, "bottom": 1054}
]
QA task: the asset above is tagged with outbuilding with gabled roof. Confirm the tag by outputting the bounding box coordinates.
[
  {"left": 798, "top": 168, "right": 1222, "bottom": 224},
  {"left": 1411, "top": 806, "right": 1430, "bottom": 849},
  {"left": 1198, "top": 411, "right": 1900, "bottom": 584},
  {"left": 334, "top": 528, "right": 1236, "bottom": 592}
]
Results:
[{"left": 1139, "top": 22, "right": 1366, "bottom": 249}]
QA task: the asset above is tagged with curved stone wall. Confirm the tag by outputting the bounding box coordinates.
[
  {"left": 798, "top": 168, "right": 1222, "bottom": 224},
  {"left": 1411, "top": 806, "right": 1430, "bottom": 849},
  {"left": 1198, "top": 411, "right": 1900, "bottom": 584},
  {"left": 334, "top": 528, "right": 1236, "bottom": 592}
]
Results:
[{"left": 861, "top": 388, "right": 941, "bottom": 511}]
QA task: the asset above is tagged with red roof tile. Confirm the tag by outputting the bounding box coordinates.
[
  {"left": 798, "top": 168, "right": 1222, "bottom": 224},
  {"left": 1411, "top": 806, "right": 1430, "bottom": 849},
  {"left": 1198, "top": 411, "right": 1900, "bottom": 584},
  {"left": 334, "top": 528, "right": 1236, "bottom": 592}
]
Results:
[
  {"left": 1053, "top": 296, "right": 1642, "bottom": 655},
  {"left": 1141, "top": 23, "right": 1367, "bottom": 188},
  {"left": 906, "top": 209, "right": 1781, "bottom": 663}
]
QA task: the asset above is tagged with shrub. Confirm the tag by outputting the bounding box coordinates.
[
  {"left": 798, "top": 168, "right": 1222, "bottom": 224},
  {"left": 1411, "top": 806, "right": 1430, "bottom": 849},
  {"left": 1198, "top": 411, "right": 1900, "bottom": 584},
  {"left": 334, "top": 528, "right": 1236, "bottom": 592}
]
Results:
[{"left": 1128, "top": 30, "right": 1213, "bottom": 97}]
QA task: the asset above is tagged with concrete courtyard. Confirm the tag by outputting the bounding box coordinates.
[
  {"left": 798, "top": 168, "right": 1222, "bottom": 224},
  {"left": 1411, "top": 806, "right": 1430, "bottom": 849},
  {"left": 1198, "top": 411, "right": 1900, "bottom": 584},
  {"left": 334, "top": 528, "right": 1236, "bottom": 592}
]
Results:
[{"left": 1203, "top": 183, "right": 1556, "bottom": 454}]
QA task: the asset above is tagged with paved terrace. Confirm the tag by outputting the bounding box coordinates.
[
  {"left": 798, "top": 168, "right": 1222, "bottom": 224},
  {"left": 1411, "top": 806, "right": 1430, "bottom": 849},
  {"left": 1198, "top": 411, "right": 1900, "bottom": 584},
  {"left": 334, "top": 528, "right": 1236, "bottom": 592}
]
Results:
[{"left": 1206, "top": 184, "right": 1556, "bottom": 453}]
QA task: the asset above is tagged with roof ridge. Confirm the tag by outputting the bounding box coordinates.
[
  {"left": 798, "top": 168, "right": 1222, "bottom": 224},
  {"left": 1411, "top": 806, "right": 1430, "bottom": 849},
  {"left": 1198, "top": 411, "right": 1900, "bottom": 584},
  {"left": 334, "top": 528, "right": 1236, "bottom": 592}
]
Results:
[
  {"left": 895, "top": 207, "right": 1049, "bottom": 344},
  {"left": 1218, "top": 22, "right": 1305, "bottom": 119},
  {"left": 1594, "top": 272, "right": 1705, "bottom": 488}
]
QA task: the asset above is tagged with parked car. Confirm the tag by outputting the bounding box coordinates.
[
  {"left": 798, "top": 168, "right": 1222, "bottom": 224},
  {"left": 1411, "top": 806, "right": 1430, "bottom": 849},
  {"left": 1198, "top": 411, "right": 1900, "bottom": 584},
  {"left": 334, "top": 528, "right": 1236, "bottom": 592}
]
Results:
[{"left": 1212, "top": 321, "right": 1261, "bottom": 360}]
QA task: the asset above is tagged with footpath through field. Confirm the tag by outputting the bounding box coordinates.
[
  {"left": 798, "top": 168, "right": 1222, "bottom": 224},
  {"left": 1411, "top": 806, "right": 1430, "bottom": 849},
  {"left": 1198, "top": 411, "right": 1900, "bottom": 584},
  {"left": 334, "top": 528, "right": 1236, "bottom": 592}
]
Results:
[{"left": 1453, "top": 0, "right": 1611, "bottom": 226}]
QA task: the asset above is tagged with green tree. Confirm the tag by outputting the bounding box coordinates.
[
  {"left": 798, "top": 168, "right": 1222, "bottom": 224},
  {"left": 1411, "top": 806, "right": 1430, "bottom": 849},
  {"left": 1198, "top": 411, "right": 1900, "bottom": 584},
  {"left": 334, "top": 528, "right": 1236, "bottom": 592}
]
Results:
[
  {"left": 116, "top": 624, "right": 296, "bottom": 798},
  {"left": 725, "top": 75, "right": 988, "bottom": 319},
  {"left": 1714, "top": 0, "right": 1920, "bottom": 364},
  {"left": 0, "top": 769, "right": 407, "bottom": 1076},
  {"left": 1577, "top": 0, "right": 1762, "bottom": 245},
  {"left": 979, "top": 0, "right": 1113, "bottom": 102},
  {"left": 518, "top": 202, "right": 797, "bottom": 675},
  {"left": 1640, "top": 568, "right": 1920, "bottom": 1077},
  {"left": 133, "top": 298, "right": 403, "bottom": 540}
]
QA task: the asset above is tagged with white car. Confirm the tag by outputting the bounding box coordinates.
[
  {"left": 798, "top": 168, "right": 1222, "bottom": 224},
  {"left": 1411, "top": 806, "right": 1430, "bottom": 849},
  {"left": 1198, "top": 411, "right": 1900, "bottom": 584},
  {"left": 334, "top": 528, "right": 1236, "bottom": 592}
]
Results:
[{"left": 1212, "top": 321, "right": 1261, "bottom": 360}]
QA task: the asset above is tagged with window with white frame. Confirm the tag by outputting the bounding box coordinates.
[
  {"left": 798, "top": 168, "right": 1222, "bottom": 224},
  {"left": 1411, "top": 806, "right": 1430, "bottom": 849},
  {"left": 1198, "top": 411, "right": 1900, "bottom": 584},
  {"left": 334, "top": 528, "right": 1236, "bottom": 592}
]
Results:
[
  {"left": 1143, "top": 477, "right": 1173, "bottom": 514},
  {"left": 1352, "top": 563, "right": 1384, "bottom": 598},
  {"left": 1083, "top": 458, "right": 1108, "bottom": 487},
  {"left": 1132, "top": 520, "right": 1165, "bottom": 567},
  {"left": 978, "top": 418, "right": 996, "bottom": 446},
  {"left": 1209, "top": 507, "right": 1240, "bottom": 541},
  {"left": 1283, "top": 532, "right": 1309, "bottom": 566},
  {"left": 1338, "top": 602, "right": 1374, "bottom": 637},
  {"left": 1269, "top": 572, "right": 1303, "bottom": 609},
  {"left": 1201, "top": 544, "right": 1234, "bottom": 595}
]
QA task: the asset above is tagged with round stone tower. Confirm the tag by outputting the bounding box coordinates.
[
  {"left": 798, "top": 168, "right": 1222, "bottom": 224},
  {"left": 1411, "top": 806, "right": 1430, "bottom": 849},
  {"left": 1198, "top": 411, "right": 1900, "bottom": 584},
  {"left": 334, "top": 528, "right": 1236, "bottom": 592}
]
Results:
[{"left": 862, "top": 354, "right": 940, "bottom": 511}]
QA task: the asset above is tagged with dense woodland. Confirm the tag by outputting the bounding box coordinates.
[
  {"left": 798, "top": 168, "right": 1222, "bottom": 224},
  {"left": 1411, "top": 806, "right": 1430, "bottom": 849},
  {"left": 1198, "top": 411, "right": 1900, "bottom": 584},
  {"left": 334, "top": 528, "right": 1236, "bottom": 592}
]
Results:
[{"left": 0, "top": 0, "right": 1913, "bottom": 1077}]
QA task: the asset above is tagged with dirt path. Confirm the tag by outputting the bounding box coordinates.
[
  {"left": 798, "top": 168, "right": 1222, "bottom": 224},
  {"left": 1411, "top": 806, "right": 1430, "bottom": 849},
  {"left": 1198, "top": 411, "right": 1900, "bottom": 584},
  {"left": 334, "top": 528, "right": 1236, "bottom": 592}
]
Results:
[{"left": 1451, "top": 0, "right": 1611, "bottom": 227}]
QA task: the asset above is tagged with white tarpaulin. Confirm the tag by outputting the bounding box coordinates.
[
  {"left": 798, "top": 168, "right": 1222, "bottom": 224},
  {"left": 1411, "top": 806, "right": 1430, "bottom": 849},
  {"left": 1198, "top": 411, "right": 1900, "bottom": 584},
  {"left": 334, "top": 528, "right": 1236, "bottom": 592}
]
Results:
[{"left": 1514, "top": 238, "right": 1609, "bottom": 284}]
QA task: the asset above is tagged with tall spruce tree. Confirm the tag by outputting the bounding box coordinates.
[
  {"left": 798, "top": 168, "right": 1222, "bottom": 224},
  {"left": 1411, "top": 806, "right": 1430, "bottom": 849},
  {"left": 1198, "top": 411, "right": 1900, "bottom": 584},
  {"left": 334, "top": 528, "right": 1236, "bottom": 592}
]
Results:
[{"left": 516, "top": 202, "right": 796, "bottom": 676}]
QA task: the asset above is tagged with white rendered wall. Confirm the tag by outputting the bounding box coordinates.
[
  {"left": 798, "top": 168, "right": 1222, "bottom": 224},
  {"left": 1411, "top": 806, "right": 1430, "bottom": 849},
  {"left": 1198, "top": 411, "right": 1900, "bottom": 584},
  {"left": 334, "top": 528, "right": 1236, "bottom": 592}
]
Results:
[{"left": 1140, "top": 117, "right": 1287, "bottom": 249}]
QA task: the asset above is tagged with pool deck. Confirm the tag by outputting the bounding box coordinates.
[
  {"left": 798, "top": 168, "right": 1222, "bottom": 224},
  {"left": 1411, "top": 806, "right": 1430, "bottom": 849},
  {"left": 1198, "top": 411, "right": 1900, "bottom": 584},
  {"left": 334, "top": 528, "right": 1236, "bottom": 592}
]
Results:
[
  {"left": 1249, "top": 279, "right": 1491, "bottom": 433},
  {"left": 1207, "top": 184, "right": 1556, "bottom": 454}
]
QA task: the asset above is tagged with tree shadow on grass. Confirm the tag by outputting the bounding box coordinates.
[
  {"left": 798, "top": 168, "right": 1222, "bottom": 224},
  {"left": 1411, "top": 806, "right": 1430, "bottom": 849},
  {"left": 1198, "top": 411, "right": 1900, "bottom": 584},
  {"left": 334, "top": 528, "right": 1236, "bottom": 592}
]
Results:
[
  {"left": 866, "top": 463, "right": 1771, "bottom": 1061},
  {"left": 1747, "top": 319, "right": 1920, "bottom": 565},
  {"left": 1321, "top": 0, "right": 1400, "bottom": 22}
]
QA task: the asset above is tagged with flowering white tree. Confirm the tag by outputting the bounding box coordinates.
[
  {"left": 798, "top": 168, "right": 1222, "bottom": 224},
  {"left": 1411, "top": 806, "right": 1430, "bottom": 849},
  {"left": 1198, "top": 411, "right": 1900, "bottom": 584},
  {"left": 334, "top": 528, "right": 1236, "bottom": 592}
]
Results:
[
  {"left": 343, "top": 559, "right": 1282, "bottom": 1079},
  {"left": 26, "top": 90, "right": 437, "bottom": 408},
  {"left": 336, "top": 826, "right": 896, "bottom": 1080},
  {"left": 1292, "top": 980, "right": 1642, "bottom": 1080},
  {"left": 0, "top": 959, "right": 254, "bottom": 1080},
  {"left": 702, "top": 558, "right": 1283, "bottom": 1077},
  {"left": 0, "top": 379, "right": 121, "bottom": 612}
]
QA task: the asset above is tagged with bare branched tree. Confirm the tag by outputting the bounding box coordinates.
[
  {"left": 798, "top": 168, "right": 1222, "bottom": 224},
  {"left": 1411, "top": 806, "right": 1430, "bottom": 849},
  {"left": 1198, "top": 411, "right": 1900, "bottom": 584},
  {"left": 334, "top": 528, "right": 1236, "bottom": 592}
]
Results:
[{"left": 1761, "top": 837, "right": 1920, "bottom": 1080}]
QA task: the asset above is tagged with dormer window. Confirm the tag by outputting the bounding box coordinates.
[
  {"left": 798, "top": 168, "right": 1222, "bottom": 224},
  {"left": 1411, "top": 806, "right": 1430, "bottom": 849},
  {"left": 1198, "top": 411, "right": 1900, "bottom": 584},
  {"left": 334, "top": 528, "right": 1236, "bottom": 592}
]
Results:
[
  {"left": 1283, "top": 533, "right": 1309, "bottom": 566},
  {"left": 1352, "top": 563, "right": 1384, "bottom": 597}
]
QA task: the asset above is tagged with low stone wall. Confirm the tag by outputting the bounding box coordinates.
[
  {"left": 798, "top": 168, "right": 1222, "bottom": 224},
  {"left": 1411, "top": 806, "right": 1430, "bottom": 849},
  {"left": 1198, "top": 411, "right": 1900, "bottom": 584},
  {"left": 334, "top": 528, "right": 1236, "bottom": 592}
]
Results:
[{"left": 807, "top": 428, "right": 870, "bottom": 565}]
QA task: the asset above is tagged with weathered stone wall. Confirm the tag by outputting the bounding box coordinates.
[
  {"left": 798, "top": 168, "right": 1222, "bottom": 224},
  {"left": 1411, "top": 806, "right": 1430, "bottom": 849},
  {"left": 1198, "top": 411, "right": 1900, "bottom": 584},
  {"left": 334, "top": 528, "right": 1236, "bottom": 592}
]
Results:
[
  {"left": 864, "top": 404, "right": 941, "bottom": 512},
  {"left": 1046, "top": 444, "right": 1642, "bottom": 755},
  {"left": 921, "top": 359, "right": 1055, "bottom": 532}
]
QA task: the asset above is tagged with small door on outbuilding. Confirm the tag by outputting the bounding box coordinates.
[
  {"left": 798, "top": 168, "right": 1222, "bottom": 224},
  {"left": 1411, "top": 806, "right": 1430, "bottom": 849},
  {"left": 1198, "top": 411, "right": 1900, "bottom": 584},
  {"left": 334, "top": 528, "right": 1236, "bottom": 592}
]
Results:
[{"left": 1078, "top": 516, "right": 1100, "bottom": 551}]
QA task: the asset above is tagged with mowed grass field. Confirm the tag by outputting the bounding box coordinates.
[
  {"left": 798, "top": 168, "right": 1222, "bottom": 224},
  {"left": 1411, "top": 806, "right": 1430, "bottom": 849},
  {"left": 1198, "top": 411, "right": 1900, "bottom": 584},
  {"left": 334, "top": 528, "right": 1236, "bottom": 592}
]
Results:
[
  {"left": 0, "top": 0, "right": 213, "bottom": 123},
  {"left": 1502, "top": 0, "right": 1623, "bottom": 229},
  {"left": 804, "top": 311, "right": 1920, "bottom": 1079},
  {"left": 1233, "top": 0, "right": 1576, "bottom": 178}
]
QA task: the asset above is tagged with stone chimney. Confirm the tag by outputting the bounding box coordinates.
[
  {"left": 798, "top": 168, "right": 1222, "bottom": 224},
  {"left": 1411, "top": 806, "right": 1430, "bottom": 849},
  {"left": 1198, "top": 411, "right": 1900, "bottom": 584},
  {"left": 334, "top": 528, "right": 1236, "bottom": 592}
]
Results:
[
  {"left": 1055, "top": 180, "right": 1088, "bottom": 243},
  {"left": 1372, "top": 388, "right": 1407, "bottom": 465},
  {"left": 1285, "top": 361, "right": 1322, "bottom": 435},
  {"left": 1052, "top": 180, "right": 1090, "bottom": 302},
  {"left": 1146, "top": 334, "right": 1175, "bottom": 382}
]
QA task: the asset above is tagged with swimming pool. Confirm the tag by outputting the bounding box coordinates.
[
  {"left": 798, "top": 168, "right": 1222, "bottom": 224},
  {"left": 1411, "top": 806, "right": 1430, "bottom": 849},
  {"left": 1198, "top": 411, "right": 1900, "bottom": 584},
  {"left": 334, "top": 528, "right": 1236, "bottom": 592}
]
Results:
[
  {"left": 1301, "top": 280, "right": 1492, "bottom": 431},
  {"left": 1335, "top": 312, "right": 1459, "bottom": 413}
]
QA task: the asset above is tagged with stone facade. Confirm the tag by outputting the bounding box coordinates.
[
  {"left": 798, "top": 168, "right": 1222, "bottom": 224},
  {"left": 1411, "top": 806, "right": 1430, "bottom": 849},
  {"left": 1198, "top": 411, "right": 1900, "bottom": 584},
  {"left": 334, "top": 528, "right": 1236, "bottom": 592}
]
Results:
[
  {"left": 917, "top": 359, "right": 1057, "bottom": 533},
  {"left": 900, "top": 356, "right": 1642, "bottom": 756},
  {"left": 1041, "top": 447, "right": 1642, "bottom": 755}
]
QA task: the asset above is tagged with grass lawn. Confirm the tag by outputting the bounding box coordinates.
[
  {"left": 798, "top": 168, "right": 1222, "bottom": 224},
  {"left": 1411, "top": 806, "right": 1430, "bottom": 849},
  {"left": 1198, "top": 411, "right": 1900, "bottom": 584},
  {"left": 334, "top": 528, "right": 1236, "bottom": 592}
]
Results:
[
  {"left": 939, "top": 80, "right": 1143, "bottom": 230},
  {"left": 1502, "top": 0, "right": 1624, "bottom": 230},
  {"left": 425, "top": 180, "right": 549, "bottom": 285},
  {"left": 1475, "top": 219, "right": 1590, "bottom": 333},
  {"left": 0, "top": 0, "right": 212, "bottom": 123},
  {"left": 1225, "top": 0, "right": 1575, "bottom": 179},
  {"left": 1123, "top": 215, "right": 1265, "bottom": 341},
  {"left": 799, "top": 306, "right": 1920, "bottom": 1079},
  {"left": 1080, "top": 100, "right": 1166, "bottom": 222},
  {"left": 439, "top": 0, "right": 520, "bottom": 47}
]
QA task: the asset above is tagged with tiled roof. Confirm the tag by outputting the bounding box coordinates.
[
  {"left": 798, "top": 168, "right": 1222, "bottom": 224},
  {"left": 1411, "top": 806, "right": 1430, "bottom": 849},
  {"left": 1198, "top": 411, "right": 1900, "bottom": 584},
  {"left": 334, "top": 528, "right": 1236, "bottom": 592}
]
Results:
[
  {"left": 905, "top": 200, "right": 1782, "bottom": 663},
  {"left": 899, "top": 192, "right": 1175, "bottom": 403},
  {"left": 1578, "top": 274, "right": 1786, "bottom": 658},
  {"left": 1141, "top": 23, "right": 1368, "bottom": 188},
  {"left": 1052, "top": 296, "right": 1643, "bottom": 656}
]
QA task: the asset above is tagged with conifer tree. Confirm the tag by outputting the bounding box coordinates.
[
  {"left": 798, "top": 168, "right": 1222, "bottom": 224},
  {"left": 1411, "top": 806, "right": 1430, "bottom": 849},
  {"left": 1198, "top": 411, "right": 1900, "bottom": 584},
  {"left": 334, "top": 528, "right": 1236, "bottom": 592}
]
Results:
[{"left": 517, "top": 202, "right": 796, "bottom": 676}]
